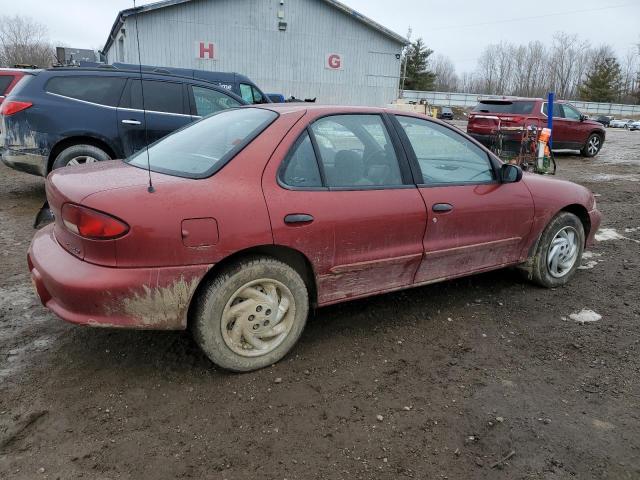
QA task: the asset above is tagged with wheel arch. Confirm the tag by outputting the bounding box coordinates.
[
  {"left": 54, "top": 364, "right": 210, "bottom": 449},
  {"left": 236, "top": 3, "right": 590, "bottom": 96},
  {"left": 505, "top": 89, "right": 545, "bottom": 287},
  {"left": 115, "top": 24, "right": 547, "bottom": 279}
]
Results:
[
  {"left": 525, "top": 203, "right": 592, "bottom": 265},
  {"left": 47, "top": 136, "right": 118, "bottom": 173},
  {"left": 187, "top": 244, "right": 318, "bottom": 327}
]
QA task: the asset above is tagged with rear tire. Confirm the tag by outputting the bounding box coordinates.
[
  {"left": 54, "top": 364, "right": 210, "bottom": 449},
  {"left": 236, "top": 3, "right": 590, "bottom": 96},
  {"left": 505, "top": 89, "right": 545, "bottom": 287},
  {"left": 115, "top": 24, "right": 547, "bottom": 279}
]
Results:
[
  {"left": 530, "top": 212, "right": 584, "bottom": 288},
  {"left": 192, "top": 256, "right": 309, "bottom": 372},
  {"left": 581, "top": 133, "right": 602, "bottom": 157},
  {"left": 51, "top": 144, "right": 111, "bottom": 171}
]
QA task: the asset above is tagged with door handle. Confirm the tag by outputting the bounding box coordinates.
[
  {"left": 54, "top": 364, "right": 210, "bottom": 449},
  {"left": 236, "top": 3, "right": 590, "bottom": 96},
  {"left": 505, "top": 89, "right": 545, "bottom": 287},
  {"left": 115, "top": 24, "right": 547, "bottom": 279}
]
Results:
[
  {"left": 121, "top": 119, "right": 142, "bottom": 125},
  {"left": 284, "top": 214, "right": 314, "bottom": 224},
  {"left": 432, "top": 203, "right": 453, "bottom": 213}
]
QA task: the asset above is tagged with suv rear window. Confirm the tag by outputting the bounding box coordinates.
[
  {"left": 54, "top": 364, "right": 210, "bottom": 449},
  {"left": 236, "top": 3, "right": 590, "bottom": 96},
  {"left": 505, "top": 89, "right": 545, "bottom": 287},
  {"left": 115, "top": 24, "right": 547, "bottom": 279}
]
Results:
[
  {"left": 472, "top": 101, "right": 535, "bottom": 114},
  {"left": 0, "top": 76, "right": 14, "bottom": 94},
  {"left": 127, "top": 108, "right": 277, "bottom": 178},
  {"left": 46, "top": 76, "right": 126, "bottom": 107}
]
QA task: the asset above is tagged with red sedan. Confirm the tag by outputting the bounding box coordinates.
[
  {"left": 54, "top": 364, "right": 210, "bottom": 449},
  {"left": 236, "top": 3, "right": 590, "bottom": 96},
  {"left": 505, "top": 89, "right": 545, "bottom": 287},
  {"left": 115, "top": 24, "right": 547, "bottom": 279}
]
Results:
[{"left": 28, "top": 105, "right": 601, "bottom": 371}]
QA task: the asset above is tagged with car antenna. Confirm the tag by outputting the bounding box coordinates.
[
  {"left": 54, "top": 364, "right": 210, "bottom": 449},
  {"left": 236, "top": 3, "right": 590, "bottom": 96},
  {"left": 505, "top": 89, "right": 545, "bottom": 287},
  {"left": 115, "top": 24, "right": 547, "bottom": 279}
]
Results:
[{"left": 133, "top": 0, "right": 154, "bottom": 193}]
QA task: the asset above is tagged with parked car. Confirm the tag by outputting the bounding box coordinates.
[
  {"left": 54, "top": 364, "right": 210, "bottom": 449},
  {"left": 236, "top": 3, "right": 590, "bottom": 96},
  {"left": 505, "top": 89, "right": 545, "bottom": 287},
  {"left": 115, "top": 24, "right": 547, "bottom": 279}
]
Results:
[
  {"left": 438, "top": 106, "right": 454, "bottom": 120},
  {"left": 0, "top": 68, "right": 34, "bottom": 107},
  {"left": 0, "top": 67, "right": 247, "bottom": 176},
  {"left": 593, "top": 115, "right": 611, "bottom": 127},
  {"left": 609, "top": 119, "right": 632, "bottom": 129},
  {"left": 28, "top": 104, "right": 601, "bottom": 371},
  {"left": 467, "top": 98, "right": 606, "bottom": 157},
  {"left": 108, "top": 63, "right": 270, "bottom": 105},
  {"left": 629, "top": 120, "right": 640, "bottom": 131}
]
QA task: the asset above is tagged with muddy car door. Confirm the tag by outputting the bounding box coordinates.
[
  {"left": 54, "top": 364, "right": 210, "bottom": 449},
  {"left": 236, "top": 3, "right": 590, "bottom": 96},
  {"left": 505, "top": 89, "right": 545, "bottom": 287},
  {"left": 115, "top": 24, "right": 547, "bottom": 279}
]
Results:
[
  {"left": 392, "top": 115, "right": 534, "bottom": 283},
  {"left": 117, "top": 78, "right": 192, "bottom": 157},
  {"left": 263, "top": 112, "right": 427, "bottom": 305}
]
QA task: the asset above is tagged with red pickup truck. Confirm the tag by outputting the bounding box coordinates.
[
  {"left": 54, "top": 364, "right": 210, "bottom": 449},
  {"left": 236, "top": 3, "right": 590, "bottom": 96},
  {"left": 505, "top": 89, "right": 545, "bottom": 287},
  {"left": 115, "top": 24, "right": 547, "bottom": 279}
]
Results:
[{"left": 467, "top": 98, "right": 606, "bottom": 157}]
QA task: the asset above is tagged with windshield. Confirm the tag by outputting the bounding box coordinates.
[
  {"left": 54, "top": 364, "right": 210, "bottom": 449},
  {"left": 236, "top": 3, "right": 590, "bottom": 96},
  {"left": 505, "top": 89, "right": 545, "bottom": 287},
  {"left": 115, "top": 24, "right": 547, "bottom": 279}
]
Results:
[
  {"left": 127, "top": 108, "right": 277, "bottom": 178},
  {"left": 472, "top": 101, "right": 535, "bottom": 114}
]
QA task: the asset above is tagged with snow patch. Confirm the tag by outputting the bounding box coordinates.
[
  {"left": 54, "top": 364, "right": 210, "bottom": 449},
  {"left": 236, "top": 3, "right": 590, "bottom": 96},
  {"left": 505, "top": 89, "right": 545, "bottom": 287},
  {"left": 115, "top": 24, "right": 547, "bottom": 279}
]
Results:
[
  {"left": 578, "top": 251, "right": 603, "bottom": 270},
  {"left": 595, "top": 227, "right": 640, "bottom": 244},
  {"left": 595, "top": 228, "right": 624, "bottom": 241},
  {"left": 569, "top": 309, "right": 602, "bottom": 324}
]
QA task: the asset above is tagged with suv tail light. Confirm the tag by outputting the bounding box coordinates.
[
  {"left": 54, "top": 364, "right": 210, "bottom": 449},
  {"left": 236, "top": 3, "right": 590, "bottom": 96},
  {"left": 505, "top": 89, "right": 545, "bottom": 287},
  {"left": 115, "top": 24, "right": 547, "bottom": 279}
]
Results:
[
  {"left": 61, "top": 204, "right": 129, "bottom": 240},
  {"left": 0, "top": 100, "right": 32, "bottom": 116}
]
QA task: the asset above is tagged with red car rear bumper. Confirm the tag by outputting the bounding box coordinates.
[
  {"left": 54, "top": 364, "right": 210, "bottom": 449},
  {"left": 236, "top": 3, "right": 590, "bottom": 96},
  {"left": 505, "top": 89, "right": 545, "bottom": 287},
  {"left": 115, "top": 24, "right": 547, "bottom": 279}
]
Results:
[{"left": 28, "top": 225, "right": 211, "bottom": 330}]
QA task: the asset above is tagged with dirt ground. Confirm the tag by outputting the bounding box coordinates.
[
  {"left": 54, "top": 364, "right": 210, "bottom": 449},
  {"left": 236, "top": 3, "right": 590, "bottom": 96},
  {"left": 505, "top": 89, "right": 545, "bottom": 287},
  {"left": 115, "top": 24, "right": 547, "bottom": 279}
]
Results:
[{"left": 1, "top": 125, "right": 639, "bottom": 480}]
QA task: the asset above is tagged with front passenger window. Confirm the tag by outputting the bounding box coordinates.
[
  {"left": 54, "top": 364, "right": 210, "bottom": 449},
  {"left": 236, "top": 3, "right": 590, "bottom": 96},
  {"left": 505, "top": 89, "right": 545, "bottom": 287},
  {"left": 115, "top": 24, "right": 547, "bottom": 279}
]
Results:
[{"left": 396, "top": 116, "right": 494, "bottom": 185}]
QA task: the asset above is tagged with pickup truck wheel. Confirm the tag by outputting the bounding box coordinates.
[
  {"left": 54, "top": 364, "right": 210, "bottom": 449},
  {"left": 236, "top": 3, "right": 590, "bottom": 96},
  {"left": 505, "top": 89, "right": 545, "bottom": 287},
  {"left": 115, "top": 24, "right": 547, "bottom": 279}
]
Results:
[
  {"left": 192, "top": 256, "right": 309, "bottom": 372},
  {"left": 51, "top": 144, "right": 111, "bottom": 171},
  {"left": 530, "top": 212, "right": 584, "bottom": 288},
  {"left": 581, "top": 134, "right": 602, "bottom": 157}
]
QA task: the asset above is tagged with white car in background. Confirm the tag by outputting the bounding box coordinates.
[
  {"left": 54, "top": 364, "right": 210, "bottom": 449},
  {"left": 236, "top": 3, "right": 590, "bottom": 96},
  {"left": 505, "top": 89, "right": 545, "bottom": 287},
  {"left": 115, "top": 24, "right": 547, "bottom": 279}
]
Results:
[
  {"left": 609, "top": 119, "right": 632, "bottom": 129},
  {"left": 629, "top": 120, "right": 640, "bottom": 131}
]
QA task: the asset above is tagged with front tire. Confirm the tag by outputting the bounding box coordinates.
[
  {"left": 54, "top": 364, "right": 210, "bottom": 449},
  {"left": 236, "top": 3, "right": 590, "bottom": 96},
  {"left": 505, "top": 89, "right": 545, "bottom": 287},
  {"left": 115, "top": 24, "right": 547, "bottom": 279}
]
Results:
[
  {"left": 51, "top": 144, "right": 111, "bottom": 171},
  {"left": 192, "top": 256, "right": 309, "bottom": 372},
  {"left": 581, "top": 133, "right": 602, "bottom": 157},
  {"left": 530, "top": 212, "right": 584, "bottom": 288}
]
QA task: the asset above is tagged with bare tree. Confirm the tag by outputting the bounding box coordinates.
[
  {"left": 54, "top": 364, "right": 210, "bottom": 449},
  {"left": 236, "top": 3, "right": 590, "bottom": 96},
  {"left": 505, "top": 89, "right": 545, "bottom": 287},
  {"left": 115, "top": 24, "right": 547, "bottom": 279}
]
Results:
[
  {"left": 0, "top": 15, "right": 54, "bottom": 68},
  {"left": 432, "top": 54, "right": 458, "bottom": 91}
]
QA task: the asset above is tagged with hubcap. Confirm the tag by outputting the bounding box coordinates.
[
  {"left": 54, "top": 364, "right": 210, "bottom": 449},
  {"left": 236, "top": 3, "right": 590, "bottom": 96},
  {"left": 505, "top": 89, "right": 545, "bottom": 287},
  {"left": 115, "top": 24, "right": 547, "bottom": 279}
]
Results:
[
  {"left": 67, "top": 155, "right": 99, "bottom": 166},
  {"left": 221, "top": 278, "right": 295, "bottom": 357},
  {"left": 588, "top": 136, "right": 600, "bottom": 155},
  {"left": 547, "top": 226, "right": 579, "bottom": 278}
]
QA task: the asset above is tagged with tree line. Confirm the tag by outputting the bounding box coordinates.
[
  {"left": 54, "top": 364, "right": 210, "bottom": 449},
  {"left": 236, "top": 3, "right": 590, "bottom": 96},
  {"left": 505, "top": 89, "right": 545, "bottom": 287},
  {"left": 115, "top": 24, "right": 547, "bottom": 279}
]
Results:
[
  {"left": 401, "top": 32, "right": 640, "bottom": 104},
  {"left": 0, "top": 15, "right": 54, "bottom": 68}
]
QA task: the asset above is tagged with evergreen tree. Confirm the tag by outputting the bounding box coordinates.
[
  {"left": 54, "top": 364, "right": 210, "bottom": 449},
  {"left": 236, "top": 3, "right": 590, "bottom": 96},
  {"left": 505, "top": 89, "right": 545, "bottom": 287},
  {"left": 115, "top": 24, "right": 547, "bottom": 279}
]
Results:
[
  {"left": 401, "top": 38, "right": 436, "bottom": 91},
  {"left": 579, "top": 56, "right": 622, "bottom": 102}
]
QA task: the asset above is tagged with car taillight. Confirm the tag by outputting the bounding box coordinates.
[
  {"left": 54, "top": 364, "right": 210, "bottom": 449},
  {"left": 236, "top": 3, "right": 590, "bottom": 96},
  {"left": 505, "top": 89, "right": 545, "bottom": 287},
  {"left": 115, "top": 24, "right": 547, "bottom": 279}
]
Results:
[
  {"left": 0, "top": 100, "right": 32, "bottom": 116},
  {"left": 61, "top": 204, "right": 129, "bottom": 240}
]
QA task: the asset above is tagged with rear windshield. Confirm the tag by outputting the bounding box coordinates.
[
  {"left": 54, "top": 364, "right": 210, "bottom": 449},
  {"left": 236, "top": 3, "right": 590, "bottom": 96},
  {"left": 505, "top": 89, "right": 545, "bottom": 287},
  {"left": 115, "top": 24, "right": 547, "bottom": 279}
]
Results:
[
  {"left": 472, "top": 101, "right": 535, "bottom": 114},
  {"left": 127, "top": 107, "right": 277, "bottom": 178},
  {"left": 0, "top": 75, "right": 14, "bottom": 94}
]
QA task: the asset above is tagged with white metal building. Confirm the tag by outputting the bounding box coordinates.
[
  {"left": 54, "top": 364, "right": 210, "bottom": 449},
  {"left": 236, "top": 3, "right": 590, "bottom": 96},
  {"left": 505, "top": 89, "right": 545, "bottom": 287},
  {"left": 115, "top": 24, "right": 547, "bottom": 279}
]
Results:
[{"left": 102, "top": 0, "right": 407, "bottom": 105}]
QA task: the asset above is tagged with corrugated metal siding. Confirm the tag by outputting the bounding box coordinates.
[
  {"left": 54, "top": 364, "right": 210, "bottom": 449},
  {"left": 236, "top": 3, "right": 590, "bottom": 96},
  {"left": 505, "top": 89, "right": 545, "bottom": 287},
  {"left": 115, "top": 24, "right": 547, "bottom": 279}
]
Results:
[{"left": 105, "top": 0, "right": 403, "bottom": 105}]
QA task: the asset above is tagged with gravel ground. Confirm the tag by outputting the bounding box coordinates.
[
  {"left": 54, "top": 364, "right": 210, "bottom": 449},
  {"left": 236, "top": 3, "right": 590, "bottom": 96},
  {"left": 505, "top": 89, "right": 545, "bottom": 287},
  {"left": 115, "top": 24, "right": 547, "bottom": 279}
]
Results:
[{"left": 1, "top": 126, "right": 639, "bottom": 479}]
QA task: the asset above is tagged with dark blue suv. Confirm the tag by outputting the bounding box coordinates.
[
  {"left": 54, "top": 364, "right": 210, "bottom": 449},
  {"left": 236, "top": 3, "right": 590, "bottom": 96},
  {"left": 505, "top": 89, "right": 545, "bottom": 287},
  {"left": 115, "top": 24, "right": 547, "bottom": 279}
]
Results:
[{"left": 0, "top": 68, "right": 248, "bottom": 176}]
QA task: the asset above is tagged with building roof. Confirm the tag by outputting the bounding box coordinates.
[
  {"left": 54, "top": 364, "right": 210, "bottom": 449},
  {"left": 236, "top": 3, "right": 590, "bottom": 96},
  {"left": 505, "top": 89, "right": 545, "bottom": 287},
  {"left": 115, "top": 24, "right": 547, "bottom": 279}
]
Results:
[{"left": 102, "top": 0, "right": 408, "bottom": 54}]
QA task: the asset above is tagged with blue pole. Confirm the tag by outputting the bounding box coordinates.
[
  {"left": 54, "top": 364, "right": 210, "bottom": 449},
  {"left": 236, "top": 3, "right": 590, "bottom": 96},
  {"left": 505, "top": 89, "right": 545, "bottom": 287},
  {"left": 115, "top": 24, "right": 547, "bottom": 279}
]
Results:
[{"left": 547, "top": 92, "right": 554, "bottom": 149}]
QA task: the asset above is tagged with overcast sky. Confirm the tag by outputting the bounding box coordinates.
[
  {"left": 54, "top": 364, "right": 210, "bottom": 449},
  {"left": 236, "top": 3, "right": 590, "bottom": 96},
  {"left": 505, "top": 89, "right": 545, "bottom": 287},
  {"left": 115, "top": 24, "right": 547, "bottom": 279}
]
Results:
[{"left": 6, "top": 0, "right": 640, "bottom": 73}]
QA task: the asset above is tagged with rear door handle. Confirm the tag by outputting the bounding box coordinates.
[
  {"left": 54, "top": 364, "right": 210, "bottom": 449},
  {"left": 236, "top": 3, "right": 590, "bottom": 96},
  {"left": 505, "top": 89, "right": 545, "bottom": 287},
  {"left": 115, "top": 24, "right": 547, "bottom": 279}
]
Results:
[
  {"left": 284, "top": 214, "right": 314, "bottom": 224},
  {"left": 432, "top": 203, "right": 453, "bottom": 213},
  {"left": 121, "top": 119, "right": 142, "bottom": 125}
]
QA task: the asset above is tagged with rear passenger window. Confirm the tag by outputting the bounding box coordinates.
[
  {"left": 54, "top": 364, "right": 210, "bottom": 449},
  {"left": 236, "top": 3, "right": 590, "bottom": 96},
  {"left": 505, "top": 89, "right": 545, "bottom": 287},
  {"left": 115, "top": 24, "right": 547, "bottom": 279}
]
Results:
[
  {"left": 191, "top": 86, "right": 241, "bottom": 116},
  {"left": 280, "top": 131, "right": 322, "bottom": 188},
  {"left": 46, "top": 76, "right": 126, "bottom": 107},
  {"left": 128, "top": 80, "right": 184, "bottom": 114},
  {"left": 310, "top": 115, "right": 403, "bottom": 188}
]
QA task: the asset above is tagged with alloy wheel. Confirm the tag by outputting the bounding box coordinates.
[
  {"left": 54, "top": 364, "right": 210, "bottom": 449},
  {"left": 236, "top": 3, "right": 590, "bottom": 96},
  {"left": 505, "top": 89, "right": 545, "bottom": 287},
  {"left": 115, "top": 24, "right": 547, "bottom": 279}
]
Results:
[
  {"left": 587, "top": 136, "right": 600, "bottom": 156},
  {"left": 67, "top": 155, "right": 99, "bottom": 166}
]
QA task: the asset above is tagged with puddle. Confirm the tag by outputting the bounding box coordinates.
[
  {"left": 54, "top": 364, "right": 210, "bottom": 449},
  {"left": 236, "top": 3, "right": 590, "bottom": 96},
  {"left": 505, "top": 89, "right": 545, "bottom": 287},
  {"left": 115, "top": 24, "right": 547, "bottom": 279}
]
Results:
[{"left": 567, "top": 309, "right": 602, "bottom": 324}]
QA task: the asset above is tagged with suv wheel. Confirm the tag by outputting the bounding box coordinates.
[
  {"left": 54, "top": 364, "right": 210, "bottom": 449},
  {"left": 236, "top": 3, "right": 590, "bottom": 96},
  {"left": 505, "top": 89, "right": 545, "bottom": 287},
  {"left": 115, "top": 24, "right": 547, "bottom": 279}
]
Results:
[
  {"left": 51, "top": 144, "right": 111, "bottom": 171},
  {"left": 581, "top": 133, "right": 602, "bottom": 157},
  {"left": 192, "top": 256, "right": 309, "bottom": 372}
]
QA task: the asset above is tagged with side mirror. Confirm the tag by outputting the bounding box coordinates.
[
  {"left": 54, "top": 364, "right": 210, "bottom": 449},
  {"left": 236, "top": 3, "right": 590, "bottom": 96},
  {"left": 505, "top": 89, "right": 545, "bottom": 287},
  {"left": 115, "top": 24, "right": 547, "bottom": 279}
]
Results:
[
  {"left": 500, "top": 163, "right": 523, "bottom": 183},
  {"left": 580, "top": 114, "right": 588, "bottom": 122}
]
